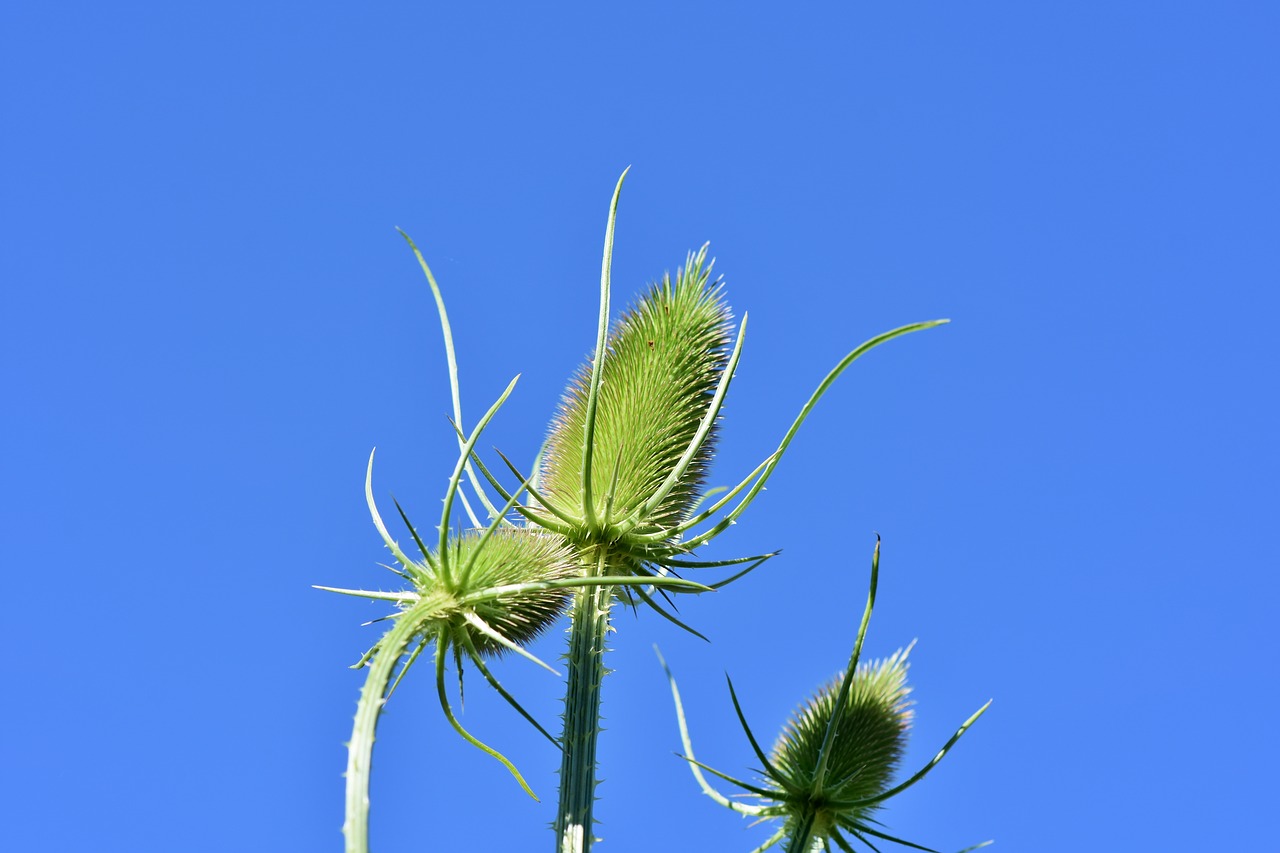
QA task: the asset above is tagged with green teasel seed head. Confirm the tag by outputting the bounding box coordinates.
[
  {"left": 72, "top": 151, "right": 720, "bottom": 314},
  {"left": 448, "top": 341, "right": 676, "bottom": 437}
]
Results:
[
  {"left": 433, "top": 526, "right": 579, "bottom": 653},
  {"left": 770, "top": 650, "right": 913, "bottom": 825},
  {"left": 539, "top": 245, "right": 732, "bottom": 538},
  {"left": 659, "top": 539, "right": 990, "bottom": 852},
  {"left": 329, "top": 507, "right": 584, "bottom": 809}
]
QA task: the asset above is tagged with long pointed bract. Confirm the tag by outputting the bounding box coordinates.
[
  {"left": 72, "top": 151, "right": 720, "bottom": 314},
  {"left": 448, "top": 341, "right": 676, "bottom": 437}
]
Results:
[
  {"left": 364, "top": 449, "right": 424, "bottom": 582},
  {"left": 813, "top": 537, "right": 881, "bottom": 793},
  {"left": 656, "top": 647, "right": 765, "bottom": 816},
  {"left": 460, "top": 630, "right": 562, "bottom": 749},
  {"left": 839, "top": 699, "right": 993, "bottom": 810},
  {"left": 438, "top": 375, "right": 521, "bottom": 588},
  {"left": 580, "top": 168, "right": 628, "bottom": 529},
  {"left": 434, "top": 628, "right": 540, "bottom": 800},
  {"left": 681, "top": 321, "right": 947, "bottom": 551},
  {"left": 398, "top": 228, "right": 503, "bottom": 526}
]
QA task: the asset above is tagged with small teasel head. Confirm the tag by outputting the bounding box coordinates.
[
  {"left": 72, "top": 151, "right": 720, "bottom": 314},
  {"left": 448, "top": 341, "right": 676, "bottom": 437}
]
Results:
[
  {"left": 319, "top": 444, "right": 583, "bottom": 797},
  {"left": 319, "top": 377, "right": 594, "bottom": 800},
  {"left": 659, "top": 538, "right": 991, "bottom": 852},
  {"left": 767, "top": 649, "right": 914, "bottom": 840},
  {"left": 337, "top": 375, "right": 582, "bottom": 661},
  {"left": 435, "top": 522, "right": 581, "bottom": 653},
  {"left": 441, "top": 525, "right": 580, "bottom": 656}
]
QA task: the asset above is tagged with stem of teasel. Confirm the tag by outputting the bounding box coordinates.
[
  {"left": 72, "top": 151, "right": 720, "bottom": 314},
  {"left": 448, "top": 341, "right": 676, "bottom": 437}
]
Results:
[
  {"left": 343, "top": 607, "right": 433, "bottom": 853},
  {"left": 554, "top": 546, "right": 613, "bottom": 853}
]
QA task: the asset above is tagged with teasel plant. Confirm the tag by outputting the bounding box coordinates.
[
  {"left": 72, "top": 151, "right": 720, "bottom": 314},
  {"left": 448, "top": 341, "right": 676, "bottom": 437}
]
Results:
[
  {"left": 317, "top": 344, "right": 709, "bottom": 853},
  {"left": 323, "top": 169, "right": 958, "bottom": 852},
  {"left": 659, "top": 538, "right": 991, "bottom": 853}
]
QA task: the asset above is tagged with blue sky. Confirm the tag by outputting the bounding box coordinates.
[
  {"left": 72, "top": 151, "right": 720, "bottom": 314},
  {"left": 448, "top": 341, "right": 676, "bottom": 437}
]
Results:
[{"left": 2, "top": 3, "right": 1276, "bottom": 851}]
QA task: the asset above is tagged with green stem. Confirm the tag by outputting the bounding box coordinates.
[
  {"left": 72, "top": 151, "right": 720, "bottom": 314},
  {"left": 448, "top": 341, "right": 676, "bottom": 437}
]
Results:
[
  {"left": 554, "top": 547, "right": 613, "bottom": 853},
  {"left": 343, "top": 611, "right": 428, "bottom": 853}
]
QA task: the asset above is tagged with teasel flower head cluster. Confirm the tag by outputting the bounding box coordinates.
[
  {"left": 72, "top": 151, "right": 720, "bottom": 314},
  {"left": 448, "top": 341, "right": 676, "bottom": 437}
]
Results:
[
  {"left": 317, "top": 369, "right": 709, "bottom": 853},
  {"left": 319, "top": 172, "right": 966, "bottom": 853},
  {"left": 661, "top": 539, "right": 991, "bottom": 853}
]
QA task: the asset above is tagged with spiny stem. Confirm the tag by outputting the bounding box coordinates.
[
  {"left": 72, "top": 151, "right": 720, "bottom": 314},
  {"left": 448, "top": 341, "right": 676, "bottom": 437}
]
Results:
[
  {"left": 343, "top": 607, "right": 431, "bottom": 853},
  {"left": 554, "top": 547, "right": 613, "bottom": 853}
]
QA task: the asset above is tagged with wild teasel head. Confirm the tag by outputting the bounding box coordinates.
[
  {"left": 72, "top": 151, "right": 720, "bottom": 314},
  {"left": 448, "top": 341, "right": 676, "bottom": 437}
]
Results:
[
  {"left": 318, "top": 376, "right": 597, "bottom": 804},
  {"left": 767, "top": 649, "right": 914, "bottom": 838},
  {"left": 538, "top": 244, "right": 733, "bottom": 540},
  {"left": 318, "top": 437, "right": 584, "bottom": 799},
  {"left": 432, "top": 525, "right": 581, "bottom": 655},
  {"left": 470, "top": 172, "right": 952, "bottom": 628},
  {"left": 325, "top": 376, "right": 585, "bottom": 667},
  {"left": 660, "top": 538, "right": 991, "bottom": 853}
]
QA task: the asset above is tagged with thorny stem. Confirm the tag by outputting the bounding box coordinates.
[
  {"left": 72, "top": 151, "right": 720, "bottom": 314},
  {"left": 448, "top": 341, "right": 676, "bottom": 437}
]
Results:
[
  {"left": 343, "top": 608, "right": 433, "bottom": 853},
  {"left": 554, "top": 547, "right": 614, "bottom": 853}
]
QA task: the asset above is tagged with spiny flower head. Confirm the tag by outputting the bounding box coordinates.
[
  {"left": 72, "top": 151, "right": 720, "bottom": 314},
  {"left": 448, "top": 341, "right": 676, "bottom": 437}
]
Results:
[
  {"left": 539, "top": 244, "right": 733, "bottom": 541},
  {"left": 332, "top": 390, "right": 586, "bottom": 666},
  {"left": 768, "top": 650, "right": 914, "bottom": 836},
  {"left": 413, "top": 525, "right": 580, "bottom": 654},
  {"left": 458, "top": 174, "right": 946, "bottom": 632},
  {"left": 660, "top": 539, "right": 990, "bottom": 853}
]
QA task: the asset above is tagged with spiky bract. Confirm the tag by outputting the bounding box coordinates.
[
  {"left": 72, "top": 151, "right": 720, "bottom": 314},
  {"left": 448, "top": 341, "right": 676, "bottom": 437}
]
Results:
[
  {"left": 540, "top": 245, "right": 732, "bottom": 542},
  {"left": 769, "top": 650, "right": 913, "bottom": 833}
]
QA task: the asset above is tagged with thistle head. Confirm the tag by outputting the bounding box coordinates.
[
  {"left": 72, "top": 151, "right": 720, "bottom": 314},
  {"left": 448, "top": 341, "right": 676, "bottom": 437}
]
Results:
[
  {"left": 406, "top": 525, "right": 579, "bottom": 655},
  {"left": 507, "top": 173, "right": 946, "bottom": 616},
  {"left": 767, "top": 650, "right": 914, "bottom": 834},
  {"left": 660, "top": 539, "right": 990, "bottom": 852},
  {"left": 334, "top": 441, "right": 582, "bottom": 660},
  {"left": 319, "top": 445, "right": 587, "bottom": 801},
  {"left": 538, "top": 244, "right": 733, "bottom": 542}
]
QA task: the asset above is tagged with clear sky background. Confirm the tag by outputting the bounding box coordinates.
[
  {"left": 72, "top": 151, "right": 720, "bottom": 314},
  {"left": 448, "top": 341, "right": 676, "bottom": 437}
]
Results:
[{"left": 3, "top": 3, "right": 1277, "bottom": 851}]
